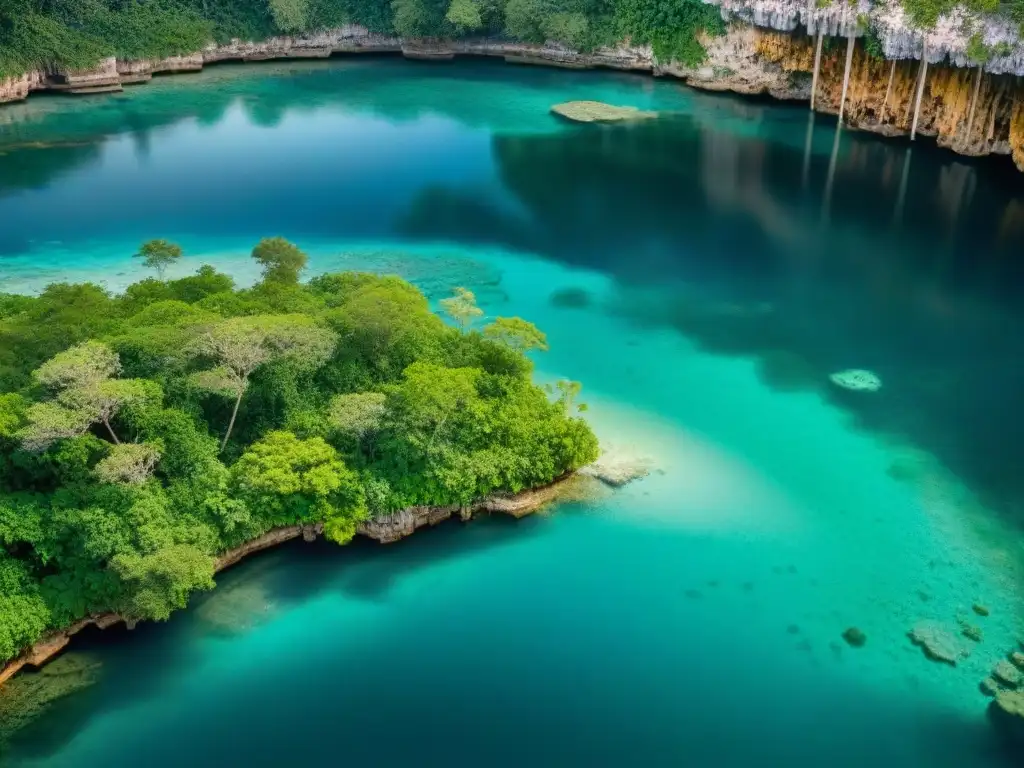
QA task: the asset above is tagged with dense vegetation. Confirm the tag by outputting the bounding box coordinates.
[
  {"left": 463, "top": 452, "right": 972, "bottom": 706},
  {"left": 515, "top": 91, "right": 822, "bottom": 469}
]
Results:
[
  {"left": 0, "top": 0, "right": 725, "bottom": 81},
  {"left": 0, "top": 238, "right": 598, "bottom": 664}
]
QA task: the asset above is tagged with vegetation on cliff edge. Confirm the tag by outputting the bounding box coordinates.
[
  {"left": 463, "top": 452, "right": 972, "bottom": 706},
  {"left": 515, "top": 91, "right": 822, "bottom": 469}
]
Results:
[
  {"left": 0, "top": 0, "right": 725, "bottom": 80},
  {"left": 0, "top": 238, "right": 598, "bottom": 664}
]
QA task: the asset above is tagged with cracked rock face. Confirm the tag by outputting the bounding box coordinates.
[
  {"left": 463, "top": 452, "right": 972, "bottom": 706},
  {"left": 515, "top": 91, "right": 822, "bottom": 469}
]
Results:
[{"left": 705, "top": 0, "right": 1024, "bottom": 75}]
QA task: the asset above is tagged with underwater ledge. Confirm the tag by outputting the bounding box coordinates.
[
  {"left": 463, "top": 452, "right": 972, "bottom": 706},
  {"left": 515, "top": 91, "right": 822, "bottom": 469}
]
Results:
[
  {"left": 0, "top": 24, "right": 1021, "bottom": 172},
  {"left": 0, "top": 469, "right": 622, "bottom": 689}
]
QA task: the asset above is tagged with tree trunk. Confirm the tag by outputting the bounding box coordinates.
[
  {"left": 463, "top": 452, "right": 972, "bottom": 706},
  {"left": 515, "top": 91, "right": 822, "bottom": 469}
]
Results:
[
  {"left": 838, "top": 35, "right": 856, "bottom": 125},
  {"left": 881, "top": 60, "right": 896, "bottom": 123},
  {"left": 911, "top": 53, "right": 929, "bottom": 140},
  {"left": 221, "top": 390, "right": 245, "bottom": 452},
  {"left": 963, "top": 66, "right": 983, "bottom": 148},
  {"left": 810, "top": 33, "right": 824, "bottom": 111},
  {"left": 103, "top": 418, "right": 121, "bottom": 445}
]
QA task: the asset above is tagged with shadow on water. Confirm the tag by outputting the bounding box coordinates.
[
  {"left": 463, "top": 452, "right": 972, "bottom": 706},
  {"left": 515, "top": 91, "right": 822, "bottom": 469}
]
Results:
[
  {"left": 402, "top": 113, "right": 1024, "bottom": 537},
  {"left": 0, "top": 512, "right": 545, "bottom": 764}
]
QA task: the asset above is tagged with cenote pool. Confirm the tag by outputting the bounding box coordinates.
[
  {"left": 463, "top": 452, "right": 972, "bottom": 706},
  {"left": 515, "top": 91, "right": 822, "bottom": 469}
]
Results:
[{"left": 2, "top": 56, "right": 1024, "bottom": 766}]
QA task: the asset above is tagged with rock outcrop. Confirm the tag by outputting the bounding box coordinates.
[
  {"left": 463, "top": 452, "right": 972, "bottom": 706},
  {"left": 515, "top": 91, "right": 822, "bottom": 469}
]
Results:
[{"left": 908, "top": 621, "right": 964, "bottom": 665}]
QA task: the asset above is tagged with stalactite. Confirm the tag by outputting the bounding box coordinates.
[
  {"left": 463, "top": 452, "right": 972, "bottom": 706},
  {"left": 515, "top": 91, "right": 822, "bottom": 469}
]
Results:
[
  {"left": 881, "top": 60, "right": 896, "bottom": 124},
  {"left": 911, "top": 51, "right": 929, "bottom": 140},
  {"left": 962, "top": 66, "right": 983, "bottom": 148},
  {"left": 904, "top": 61, "right": 922, "bottom": 127},
  {"left": 838, "top": 35, "right": 856, "bottom": 125},
  {"left": 811, "top": 33, "right": 824, "bottom": 111}
]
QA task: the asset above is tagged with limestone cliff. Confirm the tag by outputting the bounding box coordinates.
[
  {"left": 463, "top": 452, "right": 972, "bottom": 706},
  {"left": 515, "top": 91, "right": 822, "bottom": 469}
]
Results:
[{"left": 0, "top": 23, "right": 1021, "bottom": 171}]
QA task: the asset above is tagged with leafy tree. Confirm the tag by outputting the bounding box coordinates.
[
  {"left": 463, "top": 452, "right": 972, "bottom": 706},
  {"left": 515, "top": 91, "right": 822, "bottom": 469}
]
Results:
[
  {"left": 0, "top": 556, "right": 51, "bottom": 663},
  {"left": 94, "top": 442, "right": 162, "bottom": 485},
  {"left": 231, "top": 431, "right": 366, "bottom": 543},
  {"left": 554, "top": 379, "right": 587, "bottom": 413},
  {"left": 251, "top": 237, "right": 308, "bottom": 284},
  {"left": 504, "top": 0, "right": 546, "bottom": 41},
  {"left": 328, "top": 391, "right": 386, "bottom": 456},
  {"left": 134, "top": 239, "right": 183, "bottom": 280},
  {"left": 34, "top": 339, "right": 120, "bottom": 391},
  {"left": 483, "top": 317, "right": 549, "bottom": 352},
  {"left": 18, "top": 402, "right": 94, "bottom": 453},
  {"left": 445, "top": 0, "right": 482, "bottom": 29},
  {"left": 269, "top": 0, "right": 310, "bottom": 30},
  {"left": 24, "top": 342, "right": 154, "bottom": 449},
  {"left": 192, "top": 315, "right": 337, "bottom": 450},
  {"left": 440, "top": 286, "right": 483, "bottom": 332},
  {"left": 111, "top": 544, "right": 216, "bottom": 622},
  {"left": 384, "top": 362, "right": 482, "bottom": 452}
]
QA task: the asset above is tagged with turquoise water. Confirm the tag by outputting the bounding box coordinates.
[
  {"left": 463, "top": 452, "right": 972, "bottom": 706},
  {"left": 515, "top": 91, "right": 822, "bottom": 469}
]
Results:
[{"left": 3, "top": 57, "right": 1024, "bottom": 766}]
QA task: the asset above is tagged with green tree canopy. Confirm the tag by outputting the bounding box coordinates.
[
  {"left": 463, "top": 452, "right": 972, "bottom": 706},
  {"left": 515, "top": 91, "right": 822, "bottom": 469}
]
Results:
[
  {"left": 134, "top": 240, "right": 183, "bottom": 279},
  {"left": 251, "top": 237, "right": 309, "bottom": 284}
]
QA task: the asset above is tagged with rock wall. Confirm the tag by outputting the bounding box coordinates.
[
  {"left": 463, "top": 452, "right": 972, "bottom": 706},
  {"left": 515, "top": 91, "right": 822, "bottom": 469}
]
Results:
[
  {"left": 0, "top": 24, "right": 1021, "bottom": 171},
  {"left": 751, "top": 30, "right": 1023, "bottom": 165},
  {"left": 710, "top": 0, "right": 1024, "bottom": 75}
]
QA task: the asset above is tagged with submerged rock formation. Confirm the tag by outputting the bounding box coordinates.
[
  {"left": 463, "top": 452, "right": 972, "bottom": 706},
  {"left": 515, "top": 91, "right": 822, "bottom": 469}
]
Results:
[
  {"left": 909, "top": 621, "right": 964, "bottom": 665},
  {"left": 0, "top": 653, "right": 102, "bottom": 744},
  {"left": 551, "top": 101, "right": 659, "bottom": 123}
]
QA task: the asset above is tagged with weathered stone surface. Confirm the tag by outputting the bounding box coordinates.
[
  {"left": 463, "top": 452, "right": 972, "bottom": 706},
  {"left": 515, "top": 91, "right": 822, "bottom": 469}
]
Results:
[
  {"left": 981, "top": 677, "right": 1000, "bottom": 697},
  {"left": 908, "top": 621, "right": 962, "bottom": 665},
  {"left": 829, "top": 369, "right": 882, "bottom": 392},
  {"left": 551, "top": 101, "right": 658, "bottom": 123},
  {"left": 961, "top": 622, "right": 983, "bottom": 642},
  {"left": 993, "top": 660, "right": 1022, "bottom": 688},
  {"left": 581, "top": 455, "right": 652, "bottom": 487}
]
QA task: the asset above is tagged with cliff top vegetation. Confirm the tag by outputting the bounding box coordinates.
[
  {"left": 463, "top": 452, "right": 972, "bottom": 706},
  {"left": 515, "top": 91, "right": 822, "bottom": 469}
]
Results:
[
  {"left": 0, "top": 237, "right": 598, "bottom": 666},
  {"left": 0, "top": 0, "right": 725, "bottom": 80}
]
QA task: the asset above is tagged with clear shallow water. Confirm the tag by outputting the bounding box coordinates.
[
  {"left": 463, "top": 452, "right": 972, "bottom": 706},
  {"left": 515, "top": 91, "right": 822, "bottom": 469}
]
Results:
[{"left": 2, "top": 57, "right": 1024, "bottom": 766}]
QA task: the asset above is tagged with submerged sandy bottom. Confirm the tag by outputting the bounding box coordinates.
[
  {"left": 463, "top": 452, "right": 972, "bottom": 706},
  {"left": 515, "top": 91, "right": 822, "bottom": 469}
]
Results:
[{"left": 3, "top": 239, "right": 1021, "bottom": 767}]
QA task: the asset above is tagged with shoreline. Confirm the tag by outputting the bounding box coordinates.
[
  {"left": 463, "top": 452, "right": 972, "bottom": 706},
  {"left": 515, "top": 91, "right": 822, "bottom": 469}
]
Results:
[
  {"left": 0, "top": 471, "right": 599, "bottom": 688},
  {"left": 0, "top": 26, "right": 1021, "bottom": 172}
]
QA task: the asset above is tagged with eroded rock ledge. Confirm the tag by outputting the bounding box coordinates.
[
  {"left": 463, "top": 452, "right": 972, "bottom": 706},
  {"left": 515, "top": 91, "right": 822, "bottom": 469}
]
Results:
[{"left": 0, "top": 470, "right": 611, "bottom": 688}]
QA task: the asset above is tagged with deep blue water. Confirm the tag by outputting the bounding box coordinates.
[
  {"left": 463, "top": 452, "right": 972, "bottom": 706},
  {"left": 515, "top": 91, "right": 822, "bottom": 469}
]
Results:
[{"left": 2, "top": 57, "right": 1024, "bottom": 767}]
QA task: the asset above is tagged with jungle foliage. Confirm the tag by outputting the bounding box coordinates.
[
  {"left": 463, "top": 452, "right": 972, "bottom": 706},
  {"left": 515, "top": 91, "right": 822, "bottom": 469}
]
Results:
[
  {"left": 0, "top": 238, "right": 598, "bottom": 663},
  {"left": 0, "top": 0, "right": 726, "bottom": 79}
]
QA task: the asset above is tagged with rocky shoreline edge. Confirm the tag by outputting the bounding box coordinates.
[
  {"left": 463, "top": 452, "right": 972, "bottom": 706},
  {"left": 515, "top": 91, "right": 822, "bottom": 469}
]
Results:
[
  {"left": 0, "top": 461, "right": 643, "bottom": 689},
  {"left": 0, "top": 25, "right": 1021, "bottom": 172}
]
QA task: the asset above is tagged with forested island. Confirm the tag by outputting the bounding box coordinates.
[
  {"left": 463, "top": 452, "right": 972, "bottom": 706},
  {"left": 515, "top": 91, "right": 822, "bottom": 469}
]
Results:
[{"left": 0, "top": 238, "right": 599, "bottom": 672}]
